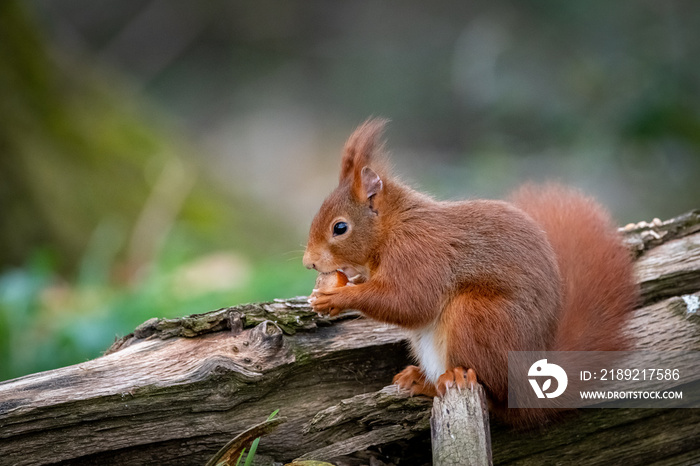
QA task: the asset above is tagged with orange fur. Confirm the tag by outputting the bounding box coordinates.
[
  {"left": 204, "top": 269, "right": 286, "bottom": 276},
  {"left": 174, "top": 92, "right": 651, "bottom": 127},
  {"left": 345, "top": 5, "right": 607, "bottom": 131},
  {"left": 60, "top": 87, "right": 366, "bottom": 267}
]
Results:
[
  {"left": 304, "top": 119, "right": 638, "bottom": 426},
  {"left": 510, "top": 184, "right": 639, "bottom": 352}
]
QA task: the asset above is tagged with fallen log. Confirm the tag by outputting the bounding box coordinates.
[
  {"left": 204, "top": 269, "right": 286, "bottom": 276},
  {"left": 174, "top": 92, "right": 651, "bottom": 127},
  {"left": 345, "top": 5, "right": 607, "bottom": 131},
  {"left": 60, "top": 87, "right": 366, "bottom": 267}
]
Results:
[{"left": 0, "top": 210, "right": 698, "bottom": 465}]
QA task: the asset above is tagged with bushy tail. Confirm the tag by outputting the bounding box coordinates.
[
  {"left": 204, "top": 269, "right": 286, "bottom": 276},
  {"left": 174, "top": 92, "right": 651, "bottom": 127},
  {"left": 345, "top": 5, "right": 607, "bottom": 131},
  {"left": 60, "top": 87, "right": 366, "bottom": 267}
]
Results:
[{"left": 511, "top": 184, "right": 638, "bottom": 352}]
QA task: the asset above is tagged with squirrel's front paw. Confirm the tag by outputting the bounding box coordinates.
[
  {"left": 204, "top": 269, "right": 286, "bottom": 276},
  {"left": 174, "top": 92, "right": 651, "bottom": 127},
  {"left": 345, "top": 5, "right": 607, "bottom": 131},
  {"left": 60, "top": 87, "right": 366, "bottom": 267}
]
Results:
[
  {"left": 308, "top": 288, "right": 342, "bottom": 316},
  {"left": 308, "top": 271, "right": 350, "bottom": 316}
]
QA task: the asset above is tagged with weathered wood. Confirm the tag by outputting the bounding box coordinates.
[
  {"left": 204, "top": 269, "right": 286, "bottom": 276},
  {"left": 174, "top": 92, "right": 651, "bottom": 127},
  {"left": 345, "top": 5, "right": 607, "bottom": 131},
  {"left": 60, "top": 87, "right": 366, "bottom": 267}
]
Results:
[
  {"left": 0, "top": 310, "right": 409, "bottom": 465},
  {"left": 624, "top": 291, "right": 700, "bottom": 350},
  {"left": 622, "top": 209, "right": 700, "bottom": 257},
  {"left": 298, "top": 386, "right": 431, "bottom": 462},
  {"left": 204, "top": 415, "right": 286, "bottom": 466},
  {"left": 0, "top": 211, "right": 699, "bottom": 465},
  {"left": 431, "top": 382, "right": 492, "bottom": 466}
]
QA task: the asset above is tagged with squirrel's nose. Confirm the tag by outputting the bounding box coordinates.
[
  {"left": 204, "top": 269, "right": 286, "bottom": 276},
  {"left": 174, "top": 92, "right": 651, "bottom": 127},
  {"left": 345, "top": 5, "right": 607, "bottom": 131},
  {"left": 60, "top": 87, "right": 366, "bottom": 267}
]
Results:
[{"left": 302, "top": 251, "right": 316, "bottom": 270}]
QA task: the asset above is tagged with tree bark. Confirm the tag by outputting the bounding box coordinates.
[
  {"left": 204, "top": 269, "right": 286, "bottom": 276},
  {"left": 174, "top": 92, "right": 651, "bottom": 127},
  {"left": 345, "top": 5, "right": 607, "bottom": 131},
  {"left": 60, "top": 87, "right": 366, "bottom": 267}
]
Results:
[
  {"left": 0, "top": 210, "right": 699, "bottom": 465},
  {"left": 431, "top": 382, "right": 492, "bottom": 466}
]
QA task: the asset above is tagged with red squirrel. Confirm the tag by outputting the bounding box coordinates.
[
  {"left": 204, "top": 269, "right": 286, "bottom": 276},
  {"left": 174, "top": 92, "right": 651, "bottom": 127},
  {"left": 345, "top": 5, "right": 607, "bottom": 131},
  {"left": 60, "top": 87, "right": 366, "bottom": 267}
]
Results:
[{"left": 304, "top": 119, "right": 638, "bottom": 424}]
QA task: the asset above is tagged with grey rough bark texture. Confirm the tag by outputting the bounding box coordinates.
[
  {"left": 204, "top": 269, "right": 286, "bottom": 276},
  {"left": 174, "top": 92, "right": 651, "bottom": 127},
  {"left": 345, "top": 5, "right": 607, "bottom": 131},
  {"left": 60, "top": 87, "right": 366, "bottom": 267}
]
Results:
[
  {"left": 431, "top": 383, "right": 492, "bottom": 466},
  {"left": 0, "top": 210, "right": 699, "bottom": 465}
]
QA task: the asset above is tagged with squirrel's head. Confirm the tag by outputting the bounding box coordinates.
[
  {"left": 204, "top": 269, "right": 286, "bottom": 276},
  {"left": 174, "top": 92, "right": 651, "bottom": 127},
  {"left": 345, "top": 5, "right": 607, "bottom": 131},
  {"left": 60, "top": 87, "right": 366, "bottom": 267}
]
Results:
[{"left": 303, "top": 118, "right": 389, "bottom": 284}]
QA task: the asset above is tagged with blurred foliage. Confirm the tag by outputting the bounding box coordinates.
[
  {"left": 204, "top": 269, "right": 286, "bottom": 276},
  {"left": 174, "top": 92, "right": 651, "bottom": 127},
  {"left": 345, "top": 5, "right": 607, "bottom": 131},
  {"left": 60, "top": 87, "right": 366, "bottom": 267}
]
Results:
[
  {"left": 0, "top": 243, "right": 310, "bottom": 381},
  {"left": 0, "top": 1, "right": 296, "bottom": 272},
  {"left": 1, "top": 0, "right": 699, "bottom": 380},
  {"left": 25, "top": 0, "right": 696, "bottom": 223},
  {"left": 0, "top": 1, "right": 312, "bottom": 381}
]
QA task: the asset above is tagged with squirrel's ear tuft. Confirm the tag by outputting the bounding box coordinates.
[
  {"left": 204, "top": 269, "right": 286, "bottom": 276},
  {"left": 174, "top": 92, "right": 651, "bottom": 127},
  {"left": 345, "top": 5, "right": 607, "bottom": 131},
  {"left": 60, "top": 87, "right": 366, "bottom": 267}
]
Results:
[{"left": 339, "top": 118, "right": 389, "bottom": 190}]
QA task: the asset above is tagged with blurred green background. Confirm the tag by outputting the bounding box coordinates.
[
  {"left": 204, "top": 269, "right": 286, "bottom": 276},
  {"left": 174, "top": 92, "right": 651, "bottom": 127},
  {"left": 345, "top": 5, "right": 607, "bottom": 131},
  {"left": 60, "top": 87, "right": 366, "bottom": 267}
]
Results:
[{"left": 1, "top": 0, "right": 698, "bottom": 381}]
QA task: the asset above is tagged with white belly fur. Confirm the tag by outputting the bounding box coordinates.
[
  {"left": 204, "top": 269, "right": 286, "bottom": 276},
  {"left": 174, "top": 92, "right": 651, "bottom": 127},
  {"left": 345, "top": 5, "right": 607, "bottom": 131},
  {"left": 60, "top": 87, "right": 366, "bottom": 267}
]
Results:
[{"left": 408, "top": 324, "right": 446, "bottom": 384}]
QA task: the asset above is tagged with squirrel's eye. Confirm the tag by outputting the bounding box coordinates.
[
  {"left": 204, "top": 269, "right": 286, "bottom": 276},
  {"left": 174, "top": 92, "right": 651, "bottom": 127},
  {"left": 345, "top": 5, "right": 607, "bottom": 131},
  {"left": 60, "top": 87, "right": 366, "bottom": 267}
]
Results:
[{"left": 333, "top": 221, "right": 348, "bottom": 236}]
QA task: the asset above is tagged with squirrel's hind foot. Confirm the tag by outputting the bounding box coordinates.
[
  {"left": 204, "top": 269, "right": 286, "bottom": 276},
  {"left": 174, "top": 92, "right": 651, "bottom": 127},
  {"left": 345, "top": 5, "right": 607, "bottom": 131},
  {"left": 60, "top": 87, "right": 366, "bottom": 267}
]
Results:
[
  {"left": 392, "top": 365, "right": 438, "bottom": 397},
  {"left": 392, "top": 366, "right": 478, "bottom": 397},
  {"left": 436, "top": 367, "right": 477, "bottom": 396}
]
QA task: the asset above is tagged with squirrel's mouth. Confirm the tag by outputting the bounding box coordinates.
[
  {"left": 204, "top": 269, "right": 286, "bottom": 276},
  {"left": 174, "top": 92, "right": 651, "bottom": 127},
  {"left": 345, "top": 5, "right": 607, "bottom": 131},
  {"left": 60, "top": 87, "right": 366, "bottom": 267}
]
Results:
[
  {"left": 337, "top": 266, "right": 366, "bottom": 284},
  {"left": 316, "top": 265, "right": 367, "bottom": 285}
]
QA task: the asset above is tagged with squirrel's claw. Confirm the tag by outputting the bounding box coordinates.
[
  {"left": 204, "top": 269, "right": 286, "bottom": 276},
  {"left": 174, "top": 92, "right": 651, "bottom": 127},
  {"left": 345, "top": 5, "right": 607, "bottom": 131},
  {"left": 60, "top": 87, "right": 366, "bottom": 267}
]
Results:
[
  {"left": 393, "top": 365, "right": 438, "bottom": 397},
  {"left": 436, "top": 367, "right": 477, "bottom": 396}
]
